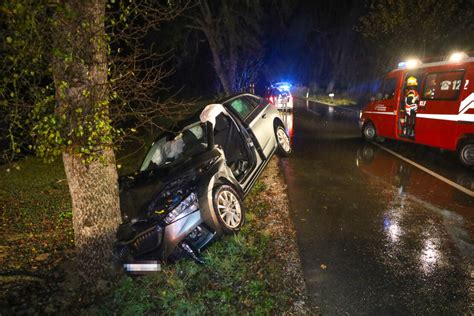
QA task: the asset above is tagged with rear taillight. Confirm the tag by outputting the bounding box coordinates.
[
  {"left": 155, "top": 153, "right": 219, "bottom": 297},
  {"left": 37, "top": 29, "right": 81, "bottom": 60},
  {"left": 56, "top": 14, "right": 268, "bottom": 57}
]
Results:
[{"left": 268, "top": 96, "right": 274, "bottom": 104}]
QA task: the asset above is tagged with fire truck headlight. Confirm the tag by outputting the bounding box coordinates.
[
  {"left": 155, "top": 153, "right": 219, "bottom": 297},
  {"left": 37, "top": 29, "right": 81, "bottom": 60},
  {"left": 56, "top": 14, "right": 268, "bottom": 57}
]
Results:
[
  {"left": 449, "top": 52, "right": 468, "bottom": 62},
  {"left": 406, "top": 59, "right": 420, "bottom": 69}
]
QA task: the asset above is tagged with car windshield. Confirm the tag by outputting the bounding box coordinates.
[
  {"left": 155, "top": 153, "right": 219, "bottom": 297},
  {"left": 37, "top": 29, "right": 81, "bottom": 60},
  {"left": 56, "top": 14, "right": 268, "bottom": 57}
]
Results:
[{"left": 140, "top": 122, "right": 208, "bottom": 171}]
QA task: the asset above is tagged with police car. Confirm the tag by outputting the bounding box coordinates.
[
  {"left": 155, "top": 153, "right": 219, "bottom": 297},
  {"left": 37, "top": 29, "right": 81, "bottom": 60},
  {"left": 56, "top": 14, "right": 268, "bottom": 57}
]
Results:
[{"left": 266, "top": 82, "right": 293, "bottom": 111}]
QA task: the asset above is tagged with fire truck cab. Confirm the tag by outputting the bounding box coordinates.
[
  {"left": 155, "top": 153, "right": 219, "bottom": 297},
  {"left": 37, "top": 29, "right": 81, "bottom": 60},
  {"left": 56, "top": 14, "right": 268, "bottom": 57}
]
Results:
[{"left": 359, "top": 52, "right": 474, "bottom": 167}]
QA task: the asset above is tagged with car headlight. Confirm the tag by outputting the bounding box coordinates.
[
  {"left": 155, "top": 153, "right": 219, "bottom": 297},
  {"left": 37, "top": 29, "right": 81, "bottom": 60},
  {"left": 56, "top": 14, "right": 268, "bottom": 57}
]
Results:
[{"left": 162, "top": 192, "right": 199, "bottom": 225}]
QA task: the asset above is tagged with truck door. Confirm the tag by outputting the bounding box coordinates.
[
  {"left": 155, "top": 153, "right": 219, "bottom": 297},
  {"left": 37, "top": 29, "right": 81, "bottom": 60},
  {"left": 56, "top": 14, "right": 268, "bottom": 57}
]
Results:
[
  {"left": 416, "top": 70, "right": 466, "bottom": 149},
  {"left": 373, "top": 76, "right": 398, "bottom": 138}
]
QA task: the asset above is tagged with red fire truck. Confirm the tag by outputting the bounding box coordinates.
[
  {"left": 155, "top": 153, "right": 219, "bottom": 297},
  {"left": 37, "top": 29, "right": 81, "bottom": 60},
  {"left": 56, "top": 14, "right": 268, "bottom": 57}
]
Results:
[{"left": 359, "top": 52, "right": 474, "bottom": 167}]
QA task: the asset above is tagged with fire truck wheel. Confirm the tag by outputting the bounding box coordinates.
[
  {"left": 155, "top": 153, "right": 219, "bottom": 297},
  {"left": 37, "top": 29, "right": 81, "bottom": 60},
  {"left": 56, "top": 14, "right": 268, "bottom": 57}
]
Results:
[
  {"left": 362, "top": 122, "right": 376, "bottom": 140},
  {"left": 458, "top": 140, "right": 474, "bottom": 167}
]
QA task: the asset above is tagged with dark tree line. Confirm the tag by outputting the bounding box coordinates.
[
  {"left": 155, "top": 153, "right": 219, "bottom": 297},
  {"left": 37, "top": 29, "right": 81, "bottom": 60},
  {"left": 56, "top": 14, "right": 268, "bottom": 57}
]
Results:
[
  {"left": 164, "top": 0, "right": 473, "bottom": 96},
  {"left": 358, "top": 0, "right": 474, "bottom": 74}
]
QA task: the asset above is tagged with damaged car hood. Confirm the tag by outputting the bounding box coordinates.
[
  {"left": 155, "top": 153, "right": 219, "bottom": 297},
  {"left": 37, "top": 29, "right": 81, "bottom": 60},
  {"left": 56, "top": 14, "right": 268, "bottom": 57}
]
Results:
[{"left": 119, "top": 149, "right": 220, "bottom": 221}]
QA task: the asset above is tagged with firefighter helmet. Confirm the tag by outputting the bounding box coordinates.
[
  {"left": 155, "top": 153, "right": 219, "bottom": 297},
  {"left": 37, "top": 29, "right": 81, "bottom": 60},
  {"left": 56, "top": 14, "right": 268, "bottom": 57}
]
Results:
[{"left": 406, "top": 76, "right": 418, "bottom": 86}]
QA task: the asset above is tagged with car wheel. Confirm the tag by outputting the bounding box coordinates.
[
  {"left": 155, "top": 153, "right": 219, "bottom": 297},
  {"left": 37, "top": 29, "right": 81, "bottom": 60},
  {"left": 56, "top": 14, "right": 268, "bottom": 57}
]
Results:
[
  {"left": 275, "top": 125, "right": 292, "bottom": 157},
  {"left": 213, "top": 185, "right": 245, "bottom": 234},
  {"left": 458, "top": 140, "right": 474, "bottom": 167},
  {"left": 362, "top": 122, "right": 376, "bottom": 140}
]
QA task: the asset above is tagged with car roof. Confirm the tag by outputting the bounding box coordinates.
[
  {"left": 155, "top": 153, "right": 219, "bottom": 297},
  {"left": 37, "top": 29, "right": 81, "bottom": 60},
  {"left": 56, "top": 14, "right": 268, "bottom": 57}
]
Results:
[
  {"left": 219, "top": 93, "right": 261, "bottom": 104},
  {"left": 169, "top": 93, "right": 262, "bottom": 133}
]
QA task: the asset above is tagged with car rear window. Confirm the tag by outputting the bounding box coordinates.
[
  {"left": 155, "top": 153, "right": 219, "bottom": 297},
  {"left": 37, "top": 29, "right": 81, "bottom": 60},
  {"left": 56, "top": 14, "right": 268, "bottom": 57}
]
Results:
[{"left": 422, "top": 71, "right": 465, "bottom": 100}]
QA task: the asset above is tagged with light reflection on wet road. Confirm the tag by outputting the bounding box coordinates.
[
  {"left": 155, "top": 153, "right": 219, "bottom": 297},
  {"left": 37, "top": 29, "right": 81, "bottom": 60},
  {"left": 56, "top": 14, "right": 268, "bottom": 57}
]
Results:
[{"left": 279, "top": 99, "right": 474, "bottom": 314}]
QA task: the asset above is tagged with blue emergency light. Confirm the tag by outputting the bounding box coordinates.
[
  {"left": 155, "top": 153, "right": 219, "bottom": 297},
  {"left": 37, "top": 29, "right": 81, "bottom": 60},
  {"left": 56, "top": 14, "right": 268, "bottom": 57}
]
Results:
[{"left": 272, "top": 82, "right": 292, "bottom": 90}]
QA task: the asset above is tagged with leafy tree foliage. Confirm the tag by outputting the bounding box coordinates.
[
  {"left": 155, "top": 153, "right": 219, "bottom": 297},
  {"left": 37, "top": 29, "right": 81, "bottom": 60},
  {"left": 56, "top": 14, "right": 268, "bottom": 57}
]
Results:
[
  {"left": 0, "top": 1, "right": 53, "bottom": 162},
  {"left": 1, "top": 0, "right": 190, "bottom": 163},
  {"left": 358, "top": 0, "right": 474, "bottom": 73}
]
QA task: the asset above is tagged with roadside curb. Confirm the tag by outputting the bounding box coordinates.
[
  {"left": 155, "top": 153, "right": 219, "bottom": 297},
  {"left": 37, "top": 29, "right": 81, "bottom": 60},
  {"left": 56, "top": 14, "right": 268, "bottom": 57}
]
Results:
[{"left": 258, "top": 157, "right": 318, "bottom": 314}]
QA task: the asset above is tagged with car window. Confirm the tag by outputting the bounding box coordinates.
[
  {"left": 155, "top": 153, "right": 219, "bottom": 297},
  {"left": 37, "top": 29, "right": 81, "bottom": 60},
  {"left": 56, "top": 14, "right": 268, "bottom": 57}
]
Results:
[
  {"left": 228, "top": 97, "right": 255, "bottom": 119},
  {"left": 279, "top": 88, "right": 290, "bottom": 94},
  {"left": 245, "top": 95, "right": 261, "bottom": 107},
  {"left": 422, "top": 71, "right": 465, "bottom": 100},
  {"left": 140, "top": 122, "right": 208, "bottom": 171}
]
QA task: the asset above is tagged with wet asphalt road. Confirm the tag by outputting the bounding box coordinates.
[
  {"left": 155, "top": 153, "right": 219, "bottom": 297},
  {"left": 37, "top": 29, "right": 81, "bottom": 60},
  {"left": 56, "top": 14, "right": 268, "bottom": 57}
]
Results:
[{"left": 279, "top": 99, "right": 474, "bottom": 314}]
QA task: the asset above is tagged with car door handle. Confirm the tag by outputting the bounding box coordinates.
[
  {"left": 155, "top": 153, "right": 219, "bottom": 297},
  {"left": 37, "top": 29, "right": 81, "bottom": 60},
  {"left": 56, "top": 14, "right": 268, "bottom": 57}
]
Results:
[{"left": 262, "top": 114, "right": 267, "bottom": 119}]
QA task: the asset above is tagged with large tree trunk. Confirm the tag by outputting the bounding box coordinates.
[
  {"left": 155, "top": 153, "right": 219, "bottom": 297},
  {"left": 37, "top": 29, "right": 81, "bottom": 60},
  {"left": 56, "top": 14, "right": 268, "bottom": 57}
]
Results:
[
  {"left": 205, "top": 30, "right": 232, "bottom": 94},
  {"left": 62, "top": 150, "right": 120, "bottom": 281},
  {"left": 197, "top": 0, "right": 232, "bottom": 94},
  {"left": 53, "top": 0, "right": 121, "bottom": 282}
]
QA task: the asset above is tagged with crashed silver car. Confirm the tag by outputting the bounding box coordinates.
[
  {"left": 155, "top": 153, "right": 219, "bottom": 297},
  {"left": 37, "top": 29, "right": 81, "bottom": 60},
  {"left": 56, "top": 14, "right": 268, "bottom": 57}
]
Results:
[{"left": 114, "top": 93, "right": 292, "bottom": 266}]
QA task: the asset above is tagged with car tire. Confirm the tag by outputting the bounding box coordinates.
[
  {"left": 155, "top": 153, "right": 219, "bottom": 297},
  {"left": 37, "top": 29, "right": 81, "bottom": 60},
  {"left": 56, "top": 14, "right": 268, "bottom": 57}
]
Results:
[
  {"left": 212, "top": 184, "right": 245, "bottom": 234},
  {"left": 458, "top": 140, "right": 474, "bottom": 167},
  {"left": 362, "top": 122, "right": 376, "bottom": 140},
  {"left": 275, "top": 125, "right": 292, "bottom": 157}
]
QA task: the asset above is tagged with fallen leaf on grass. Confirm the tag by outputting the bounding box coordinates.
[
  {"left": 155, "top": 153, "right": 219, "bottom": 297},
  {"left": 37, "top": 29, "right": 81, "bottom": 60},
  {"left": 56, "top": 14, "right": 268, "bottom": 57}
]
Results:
[{"left": 35, "top": 253, "right": 49, "bottom": 261}]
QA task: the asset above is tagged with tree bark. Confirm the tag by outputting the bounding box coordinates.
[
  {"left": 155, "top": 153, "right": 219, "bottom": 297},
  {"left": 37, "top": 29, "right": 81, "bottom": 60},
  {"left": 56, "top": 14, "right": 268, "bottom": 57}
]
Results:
[
  {"left": 197, "top": 1, "right": 231, "bottom": 94},
  {"left": 62, "top": 149, "right": 120, "bottom": 280},
  {"left": 205, "top": 28, "right": 232, "bottom": 94},
  {"left": 52, "top": 0, "right": 121, "bottom": 282}
]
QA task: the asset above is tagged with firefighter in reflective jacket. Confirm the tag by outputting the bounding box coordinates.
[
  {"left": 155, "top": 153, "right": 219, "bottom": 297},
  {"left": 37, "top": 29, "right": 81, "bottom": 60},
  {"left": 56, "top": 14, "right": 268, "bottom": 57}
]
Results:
[{"left": 404, "top": 76, "right": 419, "bottom": 137}]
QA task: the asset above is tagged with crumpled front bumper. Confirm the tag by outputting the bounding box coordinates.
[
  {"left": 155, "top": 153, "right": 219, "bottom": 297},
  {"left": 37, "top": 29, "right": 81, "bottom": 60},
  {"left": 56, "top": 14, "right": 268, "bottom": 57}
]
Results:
[
  {"left": 113, "top": 209, "right": 204, "bottom": 264},
  {"left": 114, "top": 224, "right": 164, "bottom": 263}
]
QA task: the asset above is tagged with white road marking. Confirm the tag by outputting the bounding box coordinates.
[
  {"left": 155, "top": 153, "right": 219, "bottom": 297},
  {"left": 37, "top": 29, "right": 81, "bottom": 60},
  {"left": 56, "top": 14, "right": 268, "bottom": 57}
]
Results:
[
  {"left": 305, "top": 100, "right": 321, "bottom": 116},
  {"left": 371, "top": 141, "right": 474, "bottom": 197},
  {"left": 307, "top": 107, "right": 321, "bottom": 116}
]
